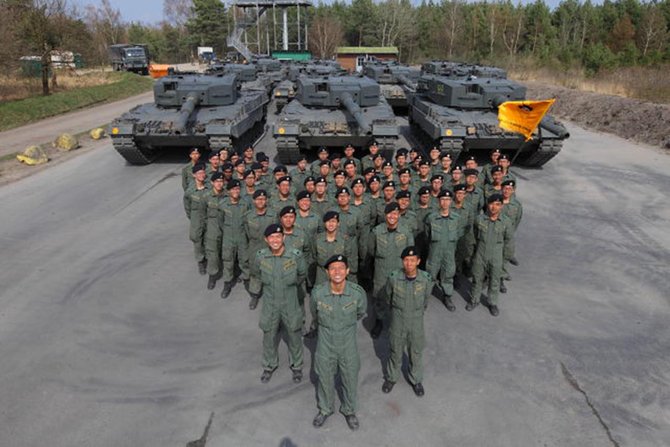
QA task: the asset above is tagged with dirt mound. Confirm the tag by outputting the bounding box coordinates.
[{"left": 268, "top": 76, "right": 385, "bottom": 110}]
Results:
[{"left": 525, "top": 81, "right": 670, "bottom": 150}]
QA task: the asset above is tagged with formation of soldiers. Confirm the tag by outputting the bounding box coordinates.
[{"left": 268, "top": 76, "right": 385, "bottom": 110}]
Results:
[{"left": 182, "top": 141, "right": 522, "bottom": 430}]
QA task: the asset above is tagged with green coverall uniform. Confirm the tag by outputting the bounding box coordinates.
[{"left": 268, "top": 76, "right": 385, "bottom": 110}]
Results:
[
  {"left": 244, "top": 208, "right": 277, "bottom": 295},
  {"left": 183, "top": 185, "right": 208, "bottom": 263},
  {"left": 425, "top": 210, "right": 463, "bottom": 297},
  {"left": 384, "top": 269, "right": 432, "bottom": 384},
  {"left": 310, "top": 281, "right": 367, "bottom": 416},
  {"left": 253, "top": 247, "right": 306, "bottom": 371},
  {"left": 470, "top": 214, "right": 514, "bottom": 306},
  {"left": 219, "top": 197, "right": 250, "bottom": 283},
  {"left": 204, "top": 190, "right": 224, "bottom": 276}
]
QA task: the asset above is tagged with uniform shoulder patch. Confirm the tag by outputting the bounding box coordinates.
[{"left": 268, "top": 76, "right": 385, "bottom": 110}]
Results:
[
  {"left": 349, "top": 282, "right": 365, "bottom": 295},
  {"left": 290, "top": 248, "right": 302, "bottom": 257}
]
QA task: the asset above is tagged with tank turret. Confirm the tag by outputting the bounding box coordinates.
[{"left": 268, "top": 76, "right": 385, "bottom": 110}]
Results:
[
  {"left": 295, "top": 76, "right": 380, "bottom": 108},
  {"left": 421, "top": 61, "right": 507, "bottom": 79},
  {"left": 363, "top": 63, "right": 419, "bottom": 111},
  {"left": 416, "top": 75, "right": 526, "bottom": 109}
]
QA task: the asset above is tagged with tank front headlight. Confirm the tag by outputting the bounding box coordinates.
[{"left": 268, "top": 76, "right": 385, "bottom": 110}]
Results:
[
  {"left": 278, "top": 127, "right": 286, "bottom": 135},
  {"left": 445, "top": 129, "right": 453, "bottom": 136},
  {"left": 112, "top": 127, "right": 120, "bottom": 135}
]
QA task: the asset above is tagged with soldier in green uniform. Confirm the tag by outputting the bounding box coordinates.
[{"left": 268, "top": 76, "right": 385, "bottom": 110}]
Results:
[
  {"left": 240, "top": 169, "right": 257, "bottom": 206},
  {"left": 205, "top": 151, "right": 222, "bottom": 184},
  {"left": 484, "top": 165, "right": 504, "bottom": 201},
  {"left": 428, "top": 146, "right": 441, "bottom": 173},
  {"left": 393, "top": 148, "right": 409, "bottom": 171},
  {"left": 295, "top": 190, "right": 319, "bottom": 240},
  {"left": 330, "top": 187, "right": 363, "bottom": 266},
  {"left": 452, "top": 184, "right": 477, "bottom": 280},
  {"left": 361, "top": 140, "right": 380, "bottom": 172},
  {"left": 397, "top": 190, "right": 418, "bottom": 237},
  {"left": 183, "top": 164, "right": 209, "bottom": 275},
  {"left": 311, "top": 177, "right": 333, "bottom": 218},
  {"left": 499, "top": 179, "right": 522, "bottom": 292},
  {"left": 311, "top": 211, "right": 357, "bottom": 286},
  {"left": 343, "top": 159, "right": 358, "bottom": 182},
  {"left": 481, "top": 149, "right": 501, "bottom": 185},
  {"left": 466, "top": 194, "right": 514, "bottom": 316},
  {"left": 289, "top": 155, "right": 309, "bottom": 188},
  {"left": 280, "top": 206, "right": 311, "bottom": 259},
  {"left": 311, "top": 147, "right": 330, "bottom": 175},
  {"left": 425, "top": 189, "right": 462, "bottom": 311},
  {"left": 269, "top": 175, "right": 295, "bottom": 215},
  {"left": 434, "top": 152, "right": 452, "bottom": 177},
  {"left": 369, "top": 202, "right": 415, "bottom": 338},
  {"left": 350, "top": 177, "right": 375, "bottom": 283},
  {"left": 252, "top": 224, "right": 306, "bottom": 383},
  {"left": 412, "top": 160, "right": 432, "bottom": 193},
  {"left": 382, "top": 246, "right": 432, "bottom": 397},
  {"left": 397, "top": 168, "right": 413, "bottom": 194},
  {"left": 181, "top": 147, "right": 201, "bottom": 191},
  {"left": 375, "top": 180, "right": 397, "bottom": 225},
  {"left": 464, "top": 168, "right": 485, "bottom": 212},
  {"left": 219, "top": 179, "right": 250, "bottom": 299},
  {"left": 340, "top": 144, "right": 361, "bottom": 175},
  {"left": 448, "top": 165, "right": 464, "bottom": 189},
  {"left": 242, "top": 145, "right": 255, "bottom": 168},
  {"left": 244, "top": 190, "right": 277, "bottom": 309},
  {"left": 497, "top": 154, "right": 517, "bottom": 185},
  {"left": 311, "top": 255, "right": 367, "bottom": 431},
  {"left": 413, "top": 186, "right": 433, "bottom": 267},
  {"left": 204, "top": 172, "right": 226, "bottom": 290}
]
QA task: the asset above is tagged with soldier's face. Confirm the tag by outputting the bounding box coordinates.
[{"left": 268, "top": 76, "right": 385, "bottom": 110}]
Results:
[
  {"left": 254, "top": 169, "right": 263, "bottom": 179},
  {"left": 419, "top": 194, "right": 430, "bottom": 205},
  {"left": 190, "top": 151, "right": 200, "bottom": 162},
  {"left": 305, "top": 182, "right": 315, "bottom": 193},
  {"left": 402, "top": 255, "right": 420, "bottom": 275},
  {"left": 465, "top": 160, "right": 477, "bottom": 169},
  {"left": 455, "top": 190, "right": 466, "bottom": 203},
  {"left": 396, "top": 155, "right": 406, "bottom": 166},
  {"left": 345, "top": 147, "right": 354, "bottom": 157},
  {"left": 245, "top": 174, "right": 255, "bottom": 186},
  {"left": 400, "top": 173, "right": 410, "bottom": 184},
  {"left": 488, "top": 201, "right": 502, "bottom": 215},
  {"left": 386, "top": 210, "right": 399, "bottom": 226},
  {"left": 369, "top": 182, "right": 380, "bottom": 193},
  {"left": 383, "top": 165, "right": 393, "bottom": 176},
  {"left": 398, "top": 198, "right": 409, "bottom": 210},
  {"left": 492, "top": 171, "right": 503, "bottom": 183},
  {"left": 439, "top": 197, "right": 452, "bottom": 210},
  {"left": 298, "top": 159, "right": 307, "bottom": 170},
  {"left": 281, "top": 213, "right": 296, "bottom": 228},
  {"left": 324, "top": 218, "right": 339, "bottom": 233},
  {"left": 278, "top": 182, "right": 290, "bottom": 195},
  {"left": 244, "top": 148, "right": 253, "bottom": 158},
  {"left": 274, "top": 172, "right": 285, "bottom": 181},
  {"left": 369, "top": 145, "right": 378, "bottom": 154},
  {"left": 315, "top": 183, "right": 326, "bottom": 195},
  {"left": 229, "top": 187, "right": 241, "bottom": 199},
  {"left": 319, "top": 151, "right": 329, "bottom": 160},
  {"left": 499, "top": 159, "right": 510, "bottom": 169},
  {"left": 335, "top": 175, "right": 345, "bottom": 186},
  {"left": 352, "top": 184, "right": 365, "bottom": 197},
  {"left": 491, "top": 152, "right": 500, "bottom": 162},
  {"left": 320, "top": 165, "right": 330, "bottom": 176},
  {"left": 345, "top": 165, "right": 356, "bottom": 177},
  {"left": 430, "top": 148, "right": 440, "bottom": 160},
  {"left": 210, "top": 157, "right": 220, "bottom": 167},
  {"left": 374, "top": 158, "right": 383, "bottom": 168},
  {"left": 431, "top": 179, "right": 442, "bottom": 191},
  {"left": 254, "top": 196, "right": 267, "bottom": 210},
  {"left": 441, "top": 157, "right": 452, "bottom": 169},
  {"left": 331, "top": 159, "right": 341, "bottom": 169},
  {"left": 466, "top": 174, "right": 477, "bottom": 186},
  {"left": 218, "top": 150, "right": 228, "bottom": 161},
  {"left": 503, "top": 185, "right": 514, "bottom": 198},
  {"left": 236, "top": 164, "right": 245, "bottom": 174},
  {"left": 327, "top": 261, "right": 349, "bottom": 285},
  {"left": 213, "top": 179, "right": 224, "bottom": 192},
  {"left": 297, "top": 198, "right": 311, "bottom": 211},
  {"left": 383, "top": 187, "right": 395, "bottom": 201},
  {"left": 337, "top": 193, "right": 350, "bottom": 206},
  {"left": 265, "top": 233, "right": 284, "bottom": 250},
  {"left": 194, "top": 170, "right": 206, "bottom": 182},
  {"left": 420, "top": 165, "right": 430, "bottom": 176}
]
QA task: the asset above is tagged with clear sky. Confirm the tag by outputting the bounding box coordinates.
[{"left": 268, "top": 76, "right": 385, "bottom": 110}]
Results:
[{"left": 73, "top": 0, "right": 579, "bottom": 25}]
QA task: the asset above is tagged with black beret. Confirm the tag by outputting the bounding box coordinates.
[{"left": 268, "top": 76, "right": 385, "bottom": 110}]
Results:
[
  {"left": 419, "top": 160, "right": 430, "bottom": 166},
  {"left": 227, "top": 179, "right": 241, "bottom": 190},
  {"left": 499, "top": 154, "right": 509, "bottom": 161},
  {"left": 368, "top": 175, "right": 381, "bottom": 185},
  {"left": 453, "top": 184, "right": 467, "bottom": 192},
  {"left": 343, "top": 159, "right": 356, "bottom": 167},
  {"left": 334, "top": 169, "right": 346, "bottom": 177},
  {"left": 324, "top": 254, "right": 348, "bottom": 269},
  {"left": 382, "top": 161, "right": 393, "bottom": 168},
  {"left": 363, "top": 167, "right": 376, "bottom": 175},
  {"left": 258, "top": 154, "right": 270, "bottom": 162},
  {"left": 211, "top": 172, "right": 224, "bottom": 182},
  {"left": 319, "top": 160, "right": 331, "bottom": 167},
  {"left": 463, "top": 168, "right": 479, "bottom": 177},
  {"left": 369, "top": 140, "right": 378, "bottom": 146},
  {"left": 396, "top": 148, "right": 408, "bottom": 156},
  {"left": 192, "top": 164, "right": 206, "bottom": 173},
  {"left": 351, "top": 177, "right": 365, "bottom": 186},
  {"left": 276, "top": 175, "right": 292, "bottom": 185},
  {"left": 396, "top": 190, "right": 411, "bottom": 200},
  {"left": 221, "top": 162, "right": 233, "bottom": 171},
  {"left": 251, "top": 162, "right": 262, "bottom": 170},
  {"left": 253, "top": 189, "right": 267, "bottom": 199},
  {"left": 264, "top": 223, "right": 283, "bottom": 237},
  {"left": 279, "top": 206, "right": 296, "bottom": 217},
  {"left": 336, "top": 187, "right": 350, "bottom": 196},
  {"left": 344, "top": 144, "right": 355, "bottom": 151},
  {"left": 409, "top": 147, "right": 419, "bottom": 153},
  {"left": 190, "top": 147, "right": 200, "bottom": 154},
  {"left": 323, "top": 210, "right": 339, "bottom": 222},
  {"left": 465, "top": 155, "right": 477, "bottom": 162},
  {"left": 255, "top": 151, "right": 266, "bottom": 162},
  {"left": 233, "top": 159, "right": 245, "bottom": 167},
  {"left": 490, "top": 165, "right": 503, "bottom": 173},
  {"left": 431, "top": 174, "right": 444, "bottom": 182},
  {"left": 330, "top": 153, "right": 341, "bottom": 160},
  {"left": 243, "top": 169, "right": 255, "bottom": 178},
  {"left": 438, "top": 189, "right": 453, "bottom": 198},
  {"left": 383, "top": 180, "right": 396, "bottom": 189},
  {"left": 418, "top": 186, "right": 431, "bottom": 195},
  {"left": 452, "top": 165, "right": 463, "bottom": 172},
  {"left": 296, "top": 154, "right": 307, "bottom": 162},
  {"left": 384, "top": 202, "right": 400, "bottom": 214},
  {"left": 491, "top": 148, "right": 501, "bottom": 154},
  {"left": 398, "top": 168, "right": 411, "bottom": 175},
  {"left": 303, "top": 176, "right": 315, "bottom": 185},
  {"left": 501, "top": 179, "right": 516, "bottom": 188},
  {"left": 208, "top": 152, "right": 219, "bottom": 159},
  {"left": 243, "top": 146, "right": 254, "bottom": 152},
  {"left": 429, "top": 146, "right": 441, "bottom": 152},
  {"left": 273, "top": 165, "right": 288, "bottom": 174},
  {"left": 315, "top": 176, "right": 327, "bottom": 184},
  {"left": 487, "top": 193, "right": 503, "bottom": 203},
  {"left": 318, "top": 146, "right": 329, "bottom": 154},
  {"left": 440, "top": 152, "right": 452, "bottom": 159},
  {"left": 372, "top": 153, "right": 383, "bottom": 160},
  {"left": 296, "top": 190, "right": 311, "bottom": 201},
  {"left": 401, "top": 246, "right": 419, "bottom": 259}
]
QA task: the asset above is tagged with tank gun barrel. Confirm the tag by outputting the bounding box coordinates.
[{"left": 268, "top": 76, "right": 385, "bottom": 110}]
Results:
[
  {"left": 340, "top": 92, "right": 372, "bottom": 135},
  {"left": 396, "top": 74, "right": 416, "bottom": 90},
  {"left": 539, "top": 116, "right": 570, "bottom": 139},
  {"left": 173, "top": 93, "right": 200, "bottom": 134}
]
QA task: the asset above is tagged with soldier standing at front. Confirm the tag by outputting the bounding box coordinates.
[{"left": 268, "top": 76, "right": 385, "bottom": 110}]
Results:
[
  {"left": 311, "top": 255, "right": 367, "bottom": 430},
  {"left": 219, "top": 180, "right": 250, "bottom": 299},
  {"left": 467, "top": 194, "right": 514, "bottom": 316},
  {"left": 382, "top": 246, "right": 432, "bottom": 397},
  {"left": 252, "top": 224, "right": 306, "bottom": 384},
  {"left": 183, "top": 164, "right": 209, "bottom": 275}
]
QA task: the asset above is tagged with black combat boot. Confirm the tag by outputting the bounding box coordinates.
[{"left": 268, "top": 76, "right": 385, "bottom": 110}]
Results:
[
  {"left": 370, "top": 319, "right": 383, "bottom": 339},
  {"left": 197, "top": 260, "right": 207, "bottom": 275},
  {"left": 499, "top": 280, "right": 507, "bottom": 294},
  {"left": 412, "top": 383, "right": 425, "bottom": 397},
  {"left": 312, "top": 412, "right": 329, "bottom": 428},
  {"left": 444, "top": 296, "right": 456, "bottom": 312},
  {"left": 260, "top": 369, "right": 274, "bottom": 383},
  {"left": 382, "top": 380, "right": 395, "bottom": 393},
  {"left": 489, "top": 305, "right": 499, "bottom": 317},
  {"left": 465, "top": 301, "right": 479, "bottom": 311},
  {"left": 207, "top": 275, "right": 216, "bottom": 290},
  {"left": 248, "top": 293, "right": 260, "bottom": 309},
  {"left": 291, "top": 368, "right": 303, "bottom": 383},
  {"left": 220, "top": 282, "right": 233, "bottom": 299},
  {"left": 345, "top": 414, "right": 359, "bottom": 430}
]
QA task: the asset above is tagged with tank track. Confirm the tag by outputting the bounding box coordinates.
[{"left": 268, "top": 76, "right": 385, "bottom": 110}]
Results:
[
  {"left": 276, "top": 136, "right": 300, "bottom": 164},
  {"left": 112, "top": 137, "right": 155, "bottom": 165},
  {"left": 517, "top": 139, "right": 563, "bottom": 168},
  {"left": 208, "top": 119, "right": 266, "bottom": 154}
]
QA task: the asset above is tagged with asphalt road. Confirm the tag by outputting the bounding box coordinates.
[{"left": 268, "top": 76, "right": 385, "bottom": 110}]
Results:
[{"left": 0, "top": 115, "right": 668, "bottom": 446}]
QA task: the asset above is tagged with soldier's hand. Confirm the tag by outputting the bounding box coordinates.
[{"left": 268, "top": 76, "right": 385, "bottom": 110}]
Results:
[{"left": 509, "top": 257, "right": 519, "bottom": 266}]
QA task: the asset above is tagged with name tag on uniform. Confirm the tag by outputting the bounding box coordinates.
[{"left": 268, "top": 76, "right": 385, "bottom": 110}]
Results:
[
  {"left": 343, "top": 301, "right": 355, "bottom": 311},
  {"left": 283, "top": 259, "right": 296, "bottom": 271},
  {"left": 318, "top": 301, "right": 332, "bottom": 311}
]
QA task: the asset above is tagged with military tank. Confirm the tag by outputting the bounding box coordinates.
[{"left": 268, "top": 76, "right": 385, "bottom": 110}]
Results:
[
  {"left": 110, "top": 73, "right": 268, "bottom": 165},
  {"left": 273, "top": 76, "right": 398, "bottom": 164},
  {"left": 363, "top": 62, "right": 419, "bottom": 110},
  {"left": 409, "top": 74, "right": 569, "bottom": 167},
  {"left": 422, "top": 60, "right": 508, "bottom": 79},
  {"left": 273, "top": 61, "right": 347, "bottom": 113}
]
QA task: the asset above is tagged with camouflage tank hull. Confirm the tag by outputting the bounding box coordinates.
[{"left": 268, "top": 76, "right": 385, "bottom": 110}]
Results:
[
  {"left": 409, "top": 97, "right": 569, "bottom": 167},
  {"left": 110, "top": 90, "right": 268, "bottom": 165},
  {"left": 274, "top": 100, "right": 398, "bottom": 164}
]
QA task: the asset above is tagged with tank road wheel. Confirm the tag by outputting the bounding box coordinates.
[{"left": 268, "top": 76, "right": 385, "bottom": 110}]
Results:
[
  {"left": 112, "top": 137, "right": 155, "bottom": 165},
  {"left": 517, "top": 139, "right": 563, "bottom": 168},
  {"left": 439, "top": 138, "right": 464, "bottom": 162},
  {"left": 276, "top": 136, "right": 300, "bottom": 165}
]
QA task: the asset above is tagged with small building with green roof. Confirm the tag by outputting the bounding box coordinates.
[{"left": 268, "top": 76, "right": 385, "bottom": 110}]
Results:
[{"left": 335, "top": 46, "right": 399, "bottom": 73}]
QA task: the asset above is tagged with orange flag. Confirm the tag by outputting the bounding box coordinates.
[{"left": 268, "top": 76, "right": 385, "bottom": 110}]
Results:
[{"left": 498, "top": 99, "right": 556, "bottom": 141}]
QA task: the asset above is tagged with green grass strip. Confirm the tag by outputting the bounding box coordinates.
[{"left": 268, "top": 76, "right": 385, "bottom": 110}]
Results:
[{"left": 0, "top": 72, "right": 154, "bottom": 132}]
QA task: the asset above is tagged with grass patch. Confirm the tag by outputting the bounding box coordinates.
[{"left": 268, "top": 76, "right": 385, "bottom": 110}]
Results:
[{"left": 0, "top": 72, "right": 153, "bottom": 131}]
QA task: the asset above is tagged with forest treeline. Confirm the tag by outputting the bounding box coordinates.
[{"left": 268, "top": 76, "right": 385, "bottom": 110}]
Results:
[{"left": 1, "top": 0, "right": 668, "bottom": 77}]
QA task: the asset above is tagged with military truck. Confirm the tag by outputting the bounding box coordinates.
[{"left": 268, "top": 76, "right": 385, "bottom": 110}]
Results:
[
  {"left": 273, "top": 76, "right": 398, "bottom": 164},
  {"left": 409, "top": 75, "right": 569, "bottom": 167},
  {"left": 108, "top": 44, "right": 150, "bottom": 75},
  {"left": 110, "top": 73, "right": 268, "bottom": 165},
  {"left": 363, "top": 62, "right": 420, "bottom": 110},
  {"left": 421, "top": 60, "right": 507, "bottom": 79}
]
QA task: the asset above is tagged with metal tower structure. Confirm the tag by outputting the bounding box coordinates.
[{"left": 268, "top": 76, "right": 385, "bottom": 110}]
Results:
[{"left": 228, "top": 0, "right": 313, "bottom": 61}]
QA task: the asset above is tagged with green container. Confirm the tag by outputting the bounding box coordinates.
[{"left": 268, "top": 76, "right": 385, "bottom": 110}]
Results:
[{"left": 271, "top": 50, "right": 311, "bottom": 61}]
